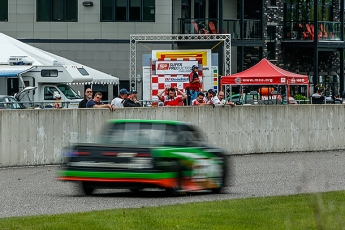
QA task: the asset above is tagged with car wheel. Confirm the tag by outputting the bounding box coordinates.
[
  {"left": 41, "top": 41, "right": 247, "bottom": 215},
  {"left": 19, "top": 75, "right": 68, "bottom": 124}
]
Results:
[
  {"left": 166, "top": 161, "right": 182, "bottom": 197},
  {"left": 81, "top": 182, "right": 94, "bottom": 195}
]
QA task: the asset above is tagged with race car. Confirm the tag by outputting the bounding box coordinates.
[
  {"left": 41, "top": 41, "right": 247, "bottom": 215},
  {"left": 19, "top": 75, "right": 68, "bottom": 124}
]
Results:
[{"left": 57, "top": 119, "right": 230, "bottom": 196}]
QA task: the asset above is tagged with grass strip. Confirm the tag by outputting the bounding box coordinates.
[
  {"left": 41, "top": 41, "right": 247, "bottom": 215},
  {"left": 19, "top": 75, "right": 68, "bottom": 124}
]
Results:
[{"left": 1, "top": 190, "right": 345, "bottom": 230}]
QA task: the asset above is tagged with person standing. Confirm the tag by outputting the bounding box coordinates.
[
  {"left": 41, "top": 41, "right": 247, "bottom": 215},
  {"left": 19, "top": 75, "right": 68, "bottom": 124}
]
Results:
[
  {"left": 123, "top": 90, "right": 141, "bottom": 107},
  {"left": 78, "top": 88, "right": 93, "bottom": 108},
  {"left": 111, "top": 88, "right": 129, "bottom": 108},
  {"left": 86, "top": 92, "right": 115, "bottom": 111},
  {"left": 157, "top": 87, "right": 187, "bottom": 106},
  {"left": 189, "top": 65, "right": 202, "bottom": 101},
  {"left": 53, "top": 94, "right": 62, "bottom": 109}
]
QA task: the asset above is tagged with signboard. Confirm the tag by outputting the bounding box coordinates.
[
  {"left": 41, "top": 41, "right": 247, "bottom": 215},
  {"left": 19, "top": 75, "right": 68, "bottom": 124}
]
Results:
[
  {"left": 156, "top": 61, "right": 198, "bottom": 74},
  {"left": 222, "top": 76, "right": 309, "bottom": 85}
]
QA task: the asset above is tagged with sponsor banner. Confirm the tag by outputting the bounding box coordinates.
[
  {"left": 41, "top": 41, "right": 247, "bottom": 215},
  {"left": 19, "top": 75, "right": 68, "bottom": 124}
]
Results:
[
  {"left": 152, "top": 49, "right": 212, "bottom": 67},
  {"left": 223, "top": 77, "right": 309, "bottom": 85},
  {"left": 156, "top": 61, "right": 197, "bottom": 74},
  {"left": 165, "top": 77, "right": 189, "bottom": 82}
]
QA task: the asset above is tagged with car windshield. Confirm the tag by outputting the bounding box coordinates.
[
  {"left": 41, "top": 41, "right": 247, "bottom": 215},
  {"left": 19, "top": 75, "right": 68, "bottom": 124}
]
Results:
[
  {"left": 57, "top": 85, "right": 81, "bottom": 99},
  {"left": 99, "top": 122, "right": 180, "bottom": 147}
]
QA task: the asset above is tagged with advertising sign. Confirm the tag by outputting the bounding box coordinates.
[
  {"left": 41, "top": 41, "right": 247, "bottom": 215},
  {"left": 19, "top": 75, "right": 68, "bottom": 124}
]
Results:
[{"left": 156, "top": 61, "right": 198, "bottom": 74}]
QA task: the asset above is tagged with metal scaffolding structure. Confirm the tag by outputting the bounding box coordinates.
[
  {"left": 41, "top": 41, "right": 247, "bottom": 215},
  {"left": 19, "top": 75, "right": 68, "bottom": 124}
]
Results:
[{"left": 129, "top": 34, "right": 231, "bottom": 90}]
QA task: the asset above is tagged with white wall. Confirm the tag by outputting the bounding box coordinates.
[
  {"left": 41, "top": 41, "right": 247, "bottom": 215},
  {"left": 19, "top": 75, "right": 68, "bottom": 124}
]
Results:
[{"left": 1, "top": 105, "right": 345, "bottom": 167}]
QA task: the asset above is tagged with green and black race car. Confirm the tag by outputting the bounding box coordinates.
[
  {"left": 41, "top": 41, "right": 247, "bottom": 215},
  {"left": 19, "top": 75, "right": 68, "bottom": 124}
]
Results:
[{"left": 58, "top": 119, "right": 230, "bottom": 196}]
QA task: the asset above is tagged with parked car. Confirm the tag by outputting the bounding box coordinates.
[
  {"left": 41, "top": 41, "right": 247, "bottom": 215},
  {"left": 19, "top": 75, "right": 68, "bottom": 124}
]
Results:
[
  {"left": 58, "top": 119, "right": 230, "bottom": 196},
  {"left": 0, "top": 95, "right": 25, "bottom": 109}
]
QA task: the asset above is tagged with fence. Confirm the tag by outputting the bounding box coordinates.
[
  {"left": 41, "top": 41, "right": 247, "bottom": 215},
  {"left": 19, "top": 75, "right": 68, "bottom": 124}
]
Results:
[{"left": 1, "top": 105, "right": 345, "bottom": 167}]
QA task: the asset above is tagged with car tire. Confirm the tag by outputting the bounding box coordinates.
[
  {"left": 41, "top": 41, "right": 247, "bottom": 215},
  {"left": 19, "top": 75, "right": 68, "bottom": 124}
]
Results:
[
  {"left": 81, "top": 182, "right": 95, "bottom": 195},
  {"left": 166, "top": 161, "right": 182, "bottom": 197}
]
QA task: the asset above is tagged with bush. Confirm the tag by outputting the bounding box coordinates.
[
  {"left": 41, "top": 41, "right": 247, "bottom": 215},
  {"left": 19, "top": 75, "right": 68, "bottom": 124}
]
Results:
[{"left": 294, "top": 94, "right": 308, "bottom": 100}]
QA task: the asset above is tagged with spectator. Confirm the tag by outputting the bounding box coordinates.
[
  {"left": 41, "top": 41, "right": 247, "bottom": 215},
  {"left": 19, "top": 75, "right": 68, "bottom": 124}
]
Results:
[
  {"left": 213, "top": 91, "right": 235, "bottom": 107},
  {"left": 86, "top": 92, "right": 115, "bottom": 111},
  {"left": 78, "top": 88, "right": 93, "bottom": 108},
  {"left": 334, "top": 95, "right": 343, "bottom": 104},
  {"left": 123, "top": 90, "right": 141, "bottom": 107},
  {"left": 189, "top": 65, "right": 202, "bottom": 101},
  {"left": 312, "top": 89, "right": 323, "bottom": 97},
  {"left": 53, "top": 94, "right": 62, "bottom": 109},
  {"left": 192, "top": 92, "right": 208, "bottom": 106},
  {"left": 184, "top": 86, "right": 191, "bottom": 105},
  {"left": 157, "top": 87, "right": 187, "bottom": 106},
  {"left": 204, "top": 89, "right": 214, "bottom": 105},
  {"left": 111, "top": 88, "right": 129, "bottom": 108}
]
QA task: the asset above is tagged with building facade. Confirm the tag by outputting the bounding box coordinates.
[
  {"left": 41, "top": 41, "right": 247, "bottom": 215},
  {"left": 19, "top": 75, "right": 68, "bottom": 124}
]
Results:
[{"left": 0, "top": 0, "right": 344, "bottom": 98}]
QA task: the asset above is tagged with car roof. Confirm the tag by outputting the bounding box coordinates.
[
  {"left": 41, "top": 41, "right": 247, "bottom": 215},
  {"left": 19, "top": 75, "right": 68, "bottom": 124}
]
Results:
[{"left": 107, "top": 119, "right": 189, "bottom": 126}]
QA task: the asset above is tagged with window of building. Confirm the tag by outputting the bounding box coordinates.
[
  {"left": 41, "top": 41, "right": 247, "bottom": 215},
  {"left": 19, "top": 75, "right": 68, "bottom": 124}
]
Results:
[
  {"left": 0, "top": 0, "right": 8, "bottom": 21},
  {"left": 101, "top": 0, "right": 155, "bottom": 22},
  {"left": 267, "top": 26, "right": 276, "bottom": 60},
  {"left": 268, "top": 0, "right": 276, "bottom": 6},
  {"left": 37, "top": 0, "right": 78, "bottom": 22},
  {"left": 267, "top": 42, "right": 275, "bottom": 60},
  {"left": 267, "top": 26, "right": 276, "bottom": 41}
]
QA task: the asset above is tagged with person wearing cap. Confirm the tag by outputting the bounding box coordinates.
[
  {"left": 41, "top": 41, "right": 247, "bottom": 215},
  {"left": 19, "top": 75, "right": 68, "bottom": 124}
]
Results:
[
  {"left": 123, "top": 90, "right": 141, "bottom": 107},
  {"left": 53, "top": 94, "right": 62, "bottom": 109},
  {"left": 86, "top": 92, "right": 115, "bottom": 111},
  {"left": 203, "top": 89, "right": 214, "bottom": 105},
  {"left": 78, "top": 88, "right": 93, "bottom": 108},
  {"left": 157, "top": 87, "right": 187, "bottom": 106},
  {"left": 189, "top": 65, "right": 202, "bottom": 102},
  {"left": 111, "top": 88, "right": 129, "bottom": 108}
]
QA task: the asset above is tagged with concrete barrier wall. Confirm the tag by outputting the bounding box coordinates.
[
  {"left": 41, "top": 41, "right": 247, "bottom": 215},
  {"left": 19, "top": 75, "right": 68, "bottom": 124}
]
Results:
[{"left": 1, "top": 105, "right": 345, "bottom": 167}]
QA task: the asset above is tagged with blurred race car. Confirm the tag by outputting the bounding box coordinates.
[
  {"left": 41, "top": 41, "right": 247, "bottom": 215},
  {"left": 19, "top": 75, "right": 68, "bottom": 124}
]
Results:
[{"left": 58, "top": 119, "right": 230, "bottom": 196}]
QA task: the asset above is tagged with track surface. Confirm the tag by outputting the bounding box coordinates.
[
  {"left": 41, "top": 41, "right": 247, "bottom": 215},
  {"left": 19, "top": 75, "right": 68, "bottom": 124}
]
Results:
[{"left": 1, "top": 151, "right": 344, "bottom": 218}]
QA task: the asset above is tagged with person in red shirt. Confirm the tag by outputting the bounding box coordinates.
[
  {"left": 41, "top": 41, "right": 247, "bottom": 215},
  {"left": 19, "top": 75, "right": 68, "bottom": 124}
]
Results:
[
  {"left": 157, "top": 87, "right": 187, "bottom": 106},
  {"left": 189, "top": 65, "right": 202, "bottom": 101},
  {"left": 192, "top": 92, "right": 208, "bottom": 106}
]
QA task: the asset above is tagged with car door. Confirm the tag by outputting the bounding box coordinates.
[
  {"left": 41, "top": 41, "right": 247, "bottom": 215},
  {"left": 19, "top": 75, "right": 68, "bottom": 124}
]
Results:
[{"left": 154, "top": 124, "right": 224, "bottom": 191}]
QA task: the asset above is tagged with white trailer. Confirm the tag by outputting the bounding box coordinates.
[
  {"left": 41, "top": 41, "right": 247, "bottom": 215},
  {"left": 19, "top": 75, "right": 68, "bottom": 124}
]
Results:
[{"left": 0, "top": 33, "right": 119, "bottom": 108}]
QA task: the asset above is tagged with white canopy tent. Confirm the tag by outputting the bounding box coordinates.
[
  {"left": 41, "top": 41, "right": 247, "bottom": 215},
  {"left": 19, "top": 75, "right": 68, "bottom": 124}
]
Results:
[{"left": 0, "top": 33, "right": 119, "bottom": 85}]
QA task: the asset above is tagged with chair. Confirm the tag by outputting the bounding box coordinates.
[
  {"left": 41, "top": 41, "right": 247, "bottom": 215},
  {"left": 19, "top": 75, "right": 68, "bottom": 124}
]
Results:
[
  {"left": 208, "top": 21, "right": 217, "bottom": 34},
  {"left": 311, "top": 96, "right": 325, "bottom": 104}
]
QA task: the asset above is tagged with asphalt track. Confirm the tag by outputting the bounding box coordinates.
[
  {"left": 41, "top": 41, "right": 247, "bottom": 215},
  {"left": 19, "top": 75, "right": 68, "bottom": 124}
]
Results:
[{"left": 1, "top": 151, "right": 345, "bottom": 218}]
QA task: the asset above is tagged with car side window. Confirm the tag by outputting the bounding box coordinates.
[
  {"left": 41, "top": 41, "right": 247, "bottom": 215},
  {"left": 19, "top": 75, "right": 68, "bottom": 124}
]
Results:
[
  {"left": 44, "top": 87, "right": 58, "bottom": 100},
  {"left": 179, "top": 125, "right": 205, "bottom": 147}
]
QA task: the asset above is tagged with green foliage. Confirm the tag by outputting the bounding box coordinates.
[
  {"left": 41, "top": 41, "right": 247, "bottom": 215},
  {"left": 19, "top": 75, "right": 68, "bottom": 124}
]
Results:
[
  {"left": 294, "top": 94, "right": 307, "bottom": 100},
  {"left": 1, "top": 191, "right": 345, "bottom": 229}
]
